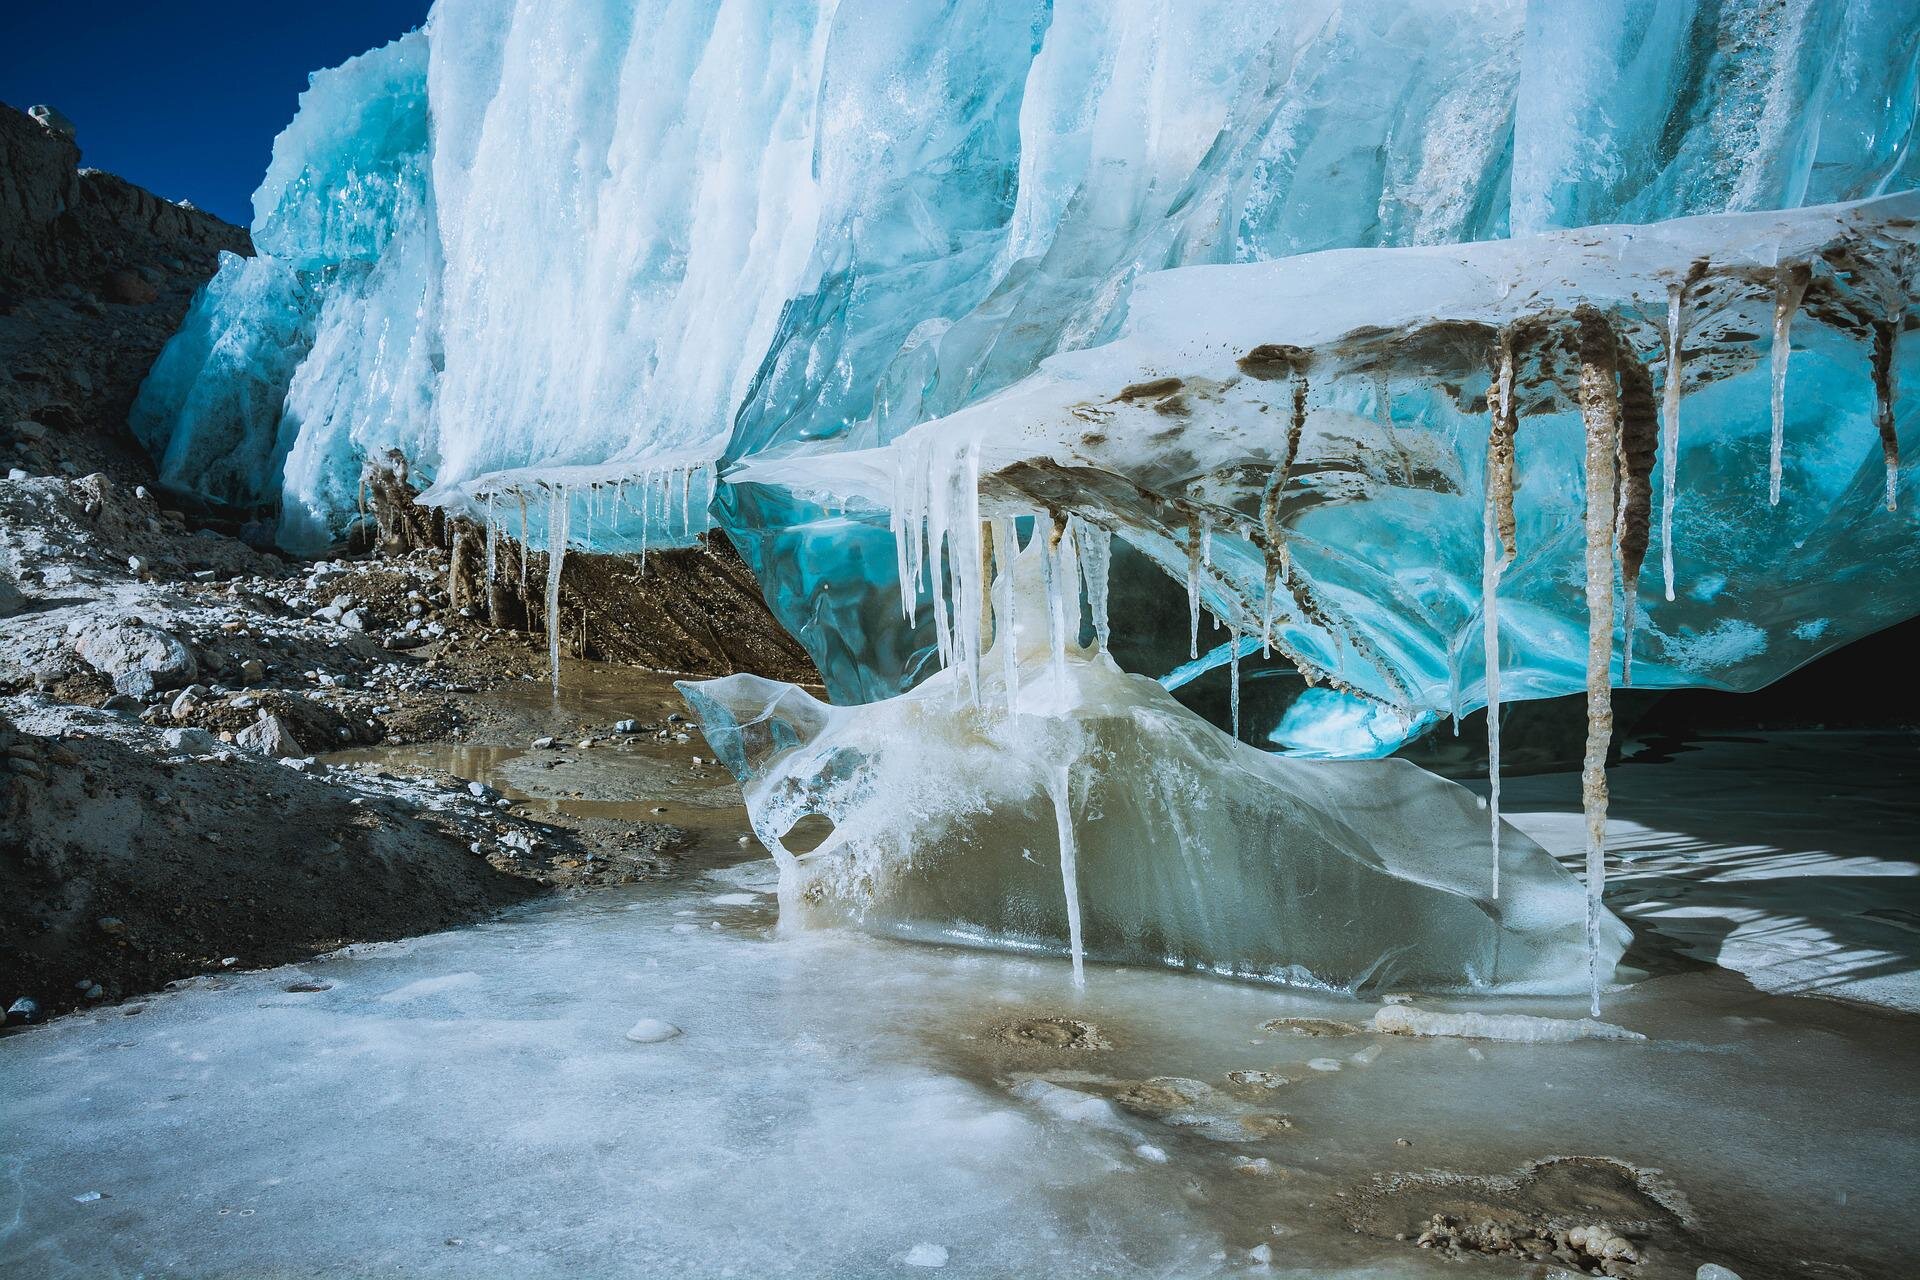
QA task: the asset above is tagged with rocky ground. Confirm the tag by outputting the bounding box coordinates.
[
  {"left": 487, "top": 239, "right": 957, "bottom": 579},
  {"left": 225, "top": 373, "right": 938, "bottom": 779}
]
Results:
[{"left": 0, "top": 99, "right": 812, "bottom": 1026}]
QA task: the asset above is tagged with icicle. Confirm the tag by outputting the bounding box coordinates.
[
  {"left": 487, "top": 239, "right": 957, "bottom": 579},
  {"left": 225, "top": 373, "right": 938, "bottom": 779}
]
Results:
[
  {"left": 1035, "top": 510, "right": 1068, "bottom": 700},
  {"left": 991, "top": 517, "right": 1020, "bottom": 709},
  {"left": 1200, "top": 516, "right": 1212, "bottom": 568},
  {"left": 1077, "top": 519, "right": 1112, "bottom": 652},
  {"left": 956, "top": 440, "right": 984, "bottom": 705},
  {"left": 1229, "top": 625, "right": 1242, "bottom": 740},
  {"left": 517, "top": 492, "right": 529, "bottom": 590},
  {"left": 584, "top": 484, "right": 594, "bottom": 544},
  {"left": 1481, "top": 345, "right": 1512, "bottom": 899},
  {"left": 545, "top": 486, "right": 571, "bottom": 695},
  {"left": 638, "top": 470, "right": 652, "bottom": 574},
  {"left": 1659, "top": 281, "right": 1687, "bottom": 601},
  {"left": 926, "top": 444, "right": 955, "bottom": 675},
  {"left": 1575, "top": 309, "right": 1621, "bottom": 1017},
  {"left": 1873, "top": 319, "right": 1900, "bottom": 512},
  {"left": 1768, "top": 263, "right": 1810, "bottom": 506},
  {"left": 484, "top": 492, "right": 498, "bottom": 586},
  {"left": 1047, "top": 514, "right": 1077, "bottom": 700},
  {"left": 1186, "top": 512, "right": 1202, "bottom": 659},
  {"left": 679, "top": 466, "right": 692, "bottom": 535},
  {"left": 1615, "top": 341, "right": 1658, "bottom": 687},
  {"left": 1048, "top": 764, "right": 1085, "bottom": 989}
]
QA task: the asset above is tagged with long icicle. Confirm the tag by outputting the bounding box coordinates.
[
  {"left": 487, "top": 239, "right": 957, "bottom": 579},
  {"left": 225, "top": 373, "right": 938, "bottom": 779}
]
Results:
[
  {"left": 484, "top": 492, "right": 498, "bottom": 586},
  {"left": 1048, "top": 764, "right": 1085, "bottom": 989},
  {"left": 1186, "top": 510, "right": 1202, "bottom": 659},
  {"left": 1616, "top": 339, "right": 1659, "bottom": 687},
  {"left": 1768, "top": 263, "right": 1811, "bottom": 506},
  {"left": 545, "top": 486, "right": 571, "bottom": 695},
  {"left": 991, "top": 517, "right": 1020, "bottom": 709},
  {"left": 1660, "top": 281, "right": 1685, "bottom": 600},
  {"left": 1077, "top": 519, "right": 1112, "bottom": 652},
  {"left": 1873, "top": 319, "right": 1900, "bottom": 512},
  {"left": 1229, "top": 624, "right": 1242, "bottom": 741},
  {"left": 517, "top": 491, "right": 529, "bottom": 590},
  {"left": 1575, "top": 308, "right": 1621, "bottom": 1017},
  {"left": 1482, "top": 326, "right": 1520, "bottom": 899}
]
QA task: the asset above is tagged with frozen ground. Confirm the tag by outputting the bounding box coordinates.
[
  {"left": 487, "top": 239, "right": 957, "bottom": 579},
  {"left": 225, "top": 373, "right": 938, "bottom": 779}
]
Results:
[{"left": 1, "top": 730, "right": 1915, "bottom": 1279}]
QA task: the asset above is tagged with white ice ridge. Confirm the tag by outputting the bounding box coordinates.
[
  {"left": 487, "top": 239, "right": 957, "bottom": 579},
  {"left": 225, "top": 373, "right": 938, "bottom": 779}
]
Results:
[
  {"left": 678, "top": 534, "right": 1627, "bottom": 996},
  {"left": 733, "top": 192, "right": 1918, "bottom": 719}
]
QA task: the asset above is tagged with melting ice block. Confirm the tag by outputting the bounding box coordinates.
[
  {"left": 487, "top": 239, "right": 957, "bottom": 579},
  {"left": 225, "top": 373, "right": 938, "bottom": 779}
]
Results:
[{"left": 679, "top": 541, "right": 1626, "bottom": 995}]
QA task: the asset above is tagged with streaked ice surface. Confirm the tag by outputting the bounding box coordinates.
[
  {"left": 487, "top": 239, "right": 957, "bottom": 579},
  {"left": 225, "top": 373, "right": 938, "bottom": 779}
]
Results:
[{"left": 2, "top": 734, "right": 1917, "bottom": 1279}]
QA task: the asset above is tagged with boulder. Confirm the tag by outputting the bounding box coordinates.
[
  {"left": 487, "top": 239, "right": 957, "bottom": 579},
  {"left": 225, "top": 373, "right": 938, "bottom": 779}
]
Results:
[
  {"left": 74, "top": 620, "right": 197, "bottom": 691},
  {"left": 236, "top": 713, "right": 303, "bottom": 759}
]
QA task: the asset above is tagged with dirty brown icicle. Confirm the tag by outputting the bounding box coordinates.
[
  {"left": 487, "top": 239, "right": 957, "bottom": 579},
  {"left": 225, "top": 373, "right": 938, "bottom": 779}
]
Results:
[
  {"left": 1481, "top": 324, "right": 1525, "bottom": 898},
  {"left": 1575, "top": 306, "right": 1621, "bottom": 1017},
  {"left": 1614, "top": 337, "right": 1658, "bottom": 686},
  {"left": 1258, "top": 356, "right": 1312, "bottom": 653},
  {"left": 1872, "top": 319, "right": 1900, "bottom": 512}
]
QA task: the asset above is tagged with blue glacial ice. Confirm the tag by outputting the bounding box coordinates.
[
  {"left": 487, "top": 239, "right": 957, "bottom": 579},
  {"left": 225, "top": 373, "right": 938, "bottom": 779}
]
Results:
[{"left": 124, "top": 0, "right": 1920, "bottom": 990}]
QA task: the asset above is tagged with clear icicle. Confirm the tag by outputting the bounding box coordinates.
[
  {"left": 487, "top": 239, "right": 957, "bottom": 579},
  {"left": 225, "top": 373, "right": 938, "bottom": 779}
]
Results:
[
  {"left": 1768, "top": 264, "right": 1809, "bottom": 506},
  {"left": 1576, "top": 310, "right": 1621, "bottom": 1017},
  {"left": 991, "top": 517, "right": 1020, "bottom": 709},
  {"left": 1873, "top": 320, "right": 1900, "bottom": 513},
  {"left": 1229, "top": 625, "right": 1242, "bottom": 740},
  {"left": 1660, "top": 283, "right": 1685, "bottom": 601},
  {"left": 1186, "top": 513, "right": 1202, "bottom": 659},
  {"left": 1200, "top": 516, "right": 1212, "bottom": 568},
  {"left": 516, "top": 492, "right": 529, "bottom": 589},
  {"left": 1047, "top": 764, "right": 1085, "bottom": 989},
  {"left": 1048, "top": 516, "right": 1078, "bottom": 701},
  {"left": 638, "top": 470, "right": 651, "bottom": 574},
  {"left": 1482, "top": 449, "right": 1505, "bottom": 900},
  {"left": 927, "top": 444, "right": 955, "bottom": 676},
  {"left": 1035, "top": 510, "right": 1065, "bottom": 700},
  {"left": 484, "top": 492, "right": 498, "bottom": 586},
  {"left": 1077, "top": 519, "right": 1112, "bottom": 652},
  {"left": 545, "top": 486, "right": 571, "bottom": 695}
]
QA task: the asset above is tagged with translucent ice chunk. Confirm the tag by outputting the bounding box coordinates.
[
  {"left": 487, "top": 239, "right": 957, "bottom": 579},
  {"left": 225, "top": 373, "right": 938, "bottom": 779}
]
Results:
[{"left": 679, "top": 542, "right": 1625, "bottom": 996}]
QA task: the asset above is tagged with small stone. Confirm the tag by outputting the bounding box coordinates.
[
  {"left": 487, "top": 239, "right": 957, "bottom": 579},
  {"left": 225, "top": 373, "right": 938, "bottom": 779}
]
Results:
[
  {"left": 902, "top": 1244, "right": 949, "bottom": 1269},
  {"left": 615, "top": 719, "right": 638, "bottom": 733},
  {"left": 70, "top": 1190, "right": 104, "bottom": 1204},
  {"left": 127, "top": 555, "right": 146, "bottom": 575},
  {"left": 6, "top": 468, "right": 28, "bottom": 481},
  {"left": 625, "top": 1018, "right": 683, "bottom": 1043},
  {"left": 532, "top": 736, "right": 556, "bottom": 749},
  {"left": 1696, "top": 1266, "right": 1743, "bottom": 1280},
  {"left": 13, "top": 420, "right": 47, "bottom": 441},
  {"left": 341, "top": 608, "right": 370, "bottom": 631},
  {"left": 239, "top": 658, "right": 266, "bottom": 684},
  {"left": 236, "top": 714, "right": 304, "bottom": 759},
  {"left": 7, "top": 997, "right": 42, "bottom": 1024}
]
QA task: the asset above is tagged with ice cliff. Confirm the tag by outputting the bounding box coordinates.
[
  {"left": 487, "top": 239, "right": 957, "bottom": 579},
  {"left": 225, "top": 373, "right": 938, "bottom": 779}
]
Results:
[{"left": 127, "top": 1, "right": 1920, "bottom": 992}]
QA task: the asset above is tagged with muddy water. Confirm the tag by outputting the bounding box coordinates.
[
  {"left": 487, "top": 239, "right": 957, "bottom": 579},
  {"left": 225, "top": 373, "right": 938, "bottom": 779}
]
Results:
[{"left": 325, "top": 662, "right": 773, "bottom": 859}]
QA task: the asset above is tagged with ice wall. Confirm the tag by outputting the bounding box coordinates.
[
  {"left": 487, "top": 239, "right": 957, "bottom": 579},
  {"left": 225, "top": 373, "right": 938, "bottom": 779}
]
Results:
[{"left": 132, "top": 0, "right": 1918, "bottom": 580}]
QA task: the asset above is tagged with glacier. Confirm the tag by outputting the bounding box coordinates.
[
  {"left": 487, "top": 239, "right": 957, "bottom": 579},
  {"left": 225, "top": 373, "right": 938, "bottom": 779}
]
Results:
[{"left": 122, "top": 0, "right": 1920, "bottom": 993}]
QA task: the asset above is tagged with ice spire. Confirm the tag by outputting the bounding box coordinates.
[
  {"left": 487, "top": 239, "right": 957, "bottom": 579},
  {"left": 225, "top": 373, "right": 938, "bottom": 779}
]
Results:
[
  {"left": 1575, "top": 308, "right": 1621, "bottom": 1016},
  {"left": 1768, "top": 263, "right": 1811, "bottom": 506},
  {"left": 1873, "top": 319, "right": 1900, "bottom": 512},
  {"left": 545, "top": 486, "right": 570, "bottom": 694}
]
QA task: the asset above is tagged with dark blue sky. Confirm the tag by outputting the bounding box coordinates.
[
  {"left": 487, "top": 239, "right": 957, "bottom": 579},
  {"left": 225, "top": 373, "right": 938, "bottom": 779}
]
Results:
[{"left": 1, "top": 2, "right": 432, "bottom": 227}]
